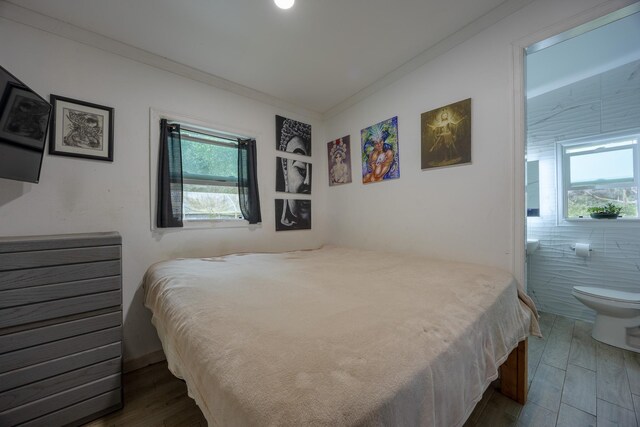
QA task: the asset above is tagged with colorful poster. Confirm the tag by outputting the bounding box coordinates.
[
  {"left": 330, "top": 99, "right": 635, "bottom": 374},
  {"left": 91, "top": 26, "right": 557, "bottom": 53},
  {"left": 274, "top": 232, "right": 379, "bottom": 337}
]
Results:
[
  {"left": 361, "top": 116, "right": 400, "bottom": 184},
  {"left": 421, "top": 98, "right": 471, "bottom": 169},
  {"left": 327, "top": 135, "right": 352, "bottom": 186}
]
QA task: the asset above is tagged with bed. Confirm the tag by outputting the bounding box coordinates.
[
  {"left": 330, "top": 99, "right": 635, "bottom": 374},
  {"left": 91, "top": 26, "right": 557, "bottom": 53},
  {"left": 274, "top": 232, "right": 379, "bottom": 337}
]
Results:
[{"left": 143, "top": 246, "right": 540, "bottom": 426}]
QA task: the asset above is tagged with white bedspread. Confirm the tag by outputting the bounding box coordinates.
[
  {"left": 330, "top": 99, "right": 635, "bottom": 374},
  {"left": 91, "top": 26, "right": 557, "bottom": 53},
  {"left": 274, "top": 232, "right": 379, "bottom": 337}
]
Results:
[{"left": 144, "top": 246, "right": 539, "bottom": 427}]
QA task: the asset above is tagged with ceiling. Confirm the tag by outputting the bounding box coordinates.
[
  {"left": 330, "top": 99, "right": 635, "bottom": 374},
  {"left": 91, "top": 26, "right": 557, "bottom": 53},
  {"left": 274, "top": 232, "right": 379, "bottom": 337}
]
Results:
[
  {"left": 526, "top": 11, "right": 640, "bottom": 98},
  {"left": 12, "top": 0, "right": 514, "bottom": 114}
]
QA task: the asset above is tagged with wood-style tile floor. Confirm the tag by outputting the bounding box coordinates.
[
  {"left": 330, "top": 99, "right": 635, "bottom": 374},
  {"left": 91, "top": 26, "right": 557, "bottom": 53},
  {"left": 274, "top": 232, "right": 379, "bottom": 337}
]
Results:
[
  {"left": 83, "top": 362, "right": 206, "bottom": 427},
  {"left": 465, "top": 312, "right": 640, "bottom": 427},
  {"left": 86, "top": 313, "right": 640, "bottom": 426}
]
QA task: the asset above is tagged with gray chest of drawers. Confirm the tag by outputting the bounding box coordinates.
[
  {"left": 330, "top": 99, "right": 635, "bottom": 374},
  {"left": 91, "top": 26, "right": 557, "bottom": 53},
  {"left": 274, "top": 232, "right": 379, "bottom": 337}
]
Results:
[{"left": 0, "top": 232, "right": 123, "bottom": 427}]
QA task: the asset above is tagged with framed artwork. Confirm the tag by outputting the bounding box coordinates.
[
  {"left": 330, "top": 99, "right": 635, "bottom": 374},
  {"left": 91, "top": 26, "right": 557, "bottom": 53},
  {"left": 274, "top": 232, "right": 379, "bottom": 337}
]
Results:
[
  {"left": 276, "top": 156, "right": 312, "bottom": 194},
  {"left": 421, "top": 98, "right": 471, "bottom": 169},
  {"left": 276, "top": 115, "right": 311, "bottom": 157},
  {"left": 49, "top": 95, "right": 114, "bottom": 161},
  {"left": 275, "top": 198, "right": 311, "bottom": 231},
  {"left": 361, "top": 116, "right": 400, "bottom": 184},
  {"left": 327, "top": 135, "right": 352, "bottom": 186},
  {"left": 0, "top": 82, "right": 51, "bottom": 150}
]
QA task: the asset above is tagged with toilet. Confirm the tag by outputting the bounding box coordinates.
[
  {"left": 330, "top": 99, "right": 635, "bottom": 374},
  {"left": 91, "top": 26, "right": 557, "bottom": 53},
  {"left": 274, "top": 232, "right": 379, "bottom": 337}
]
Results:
[{"left": 572, "top": 286, "right": 640, "bottom": 352}]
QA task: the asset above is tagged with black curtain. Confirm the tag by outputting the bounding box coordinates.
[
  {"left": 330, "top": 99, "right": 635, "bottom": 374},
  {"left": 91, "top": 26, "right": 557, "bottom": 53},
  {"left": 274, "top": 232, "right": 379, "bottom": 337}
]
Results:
[
  {"left": 157, "top": 119, "right": 183, "bottom": 228},
  {"left": 238, "top": 138, "right": 262, "bottom": 224}
]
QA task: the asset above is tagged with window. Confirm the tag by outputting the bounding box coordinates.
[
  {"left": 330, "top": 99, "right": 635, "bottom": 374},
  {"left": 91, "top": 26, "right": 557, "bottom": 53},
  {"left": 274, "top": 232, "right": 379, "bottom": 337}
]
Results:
[
  {"left": 178, "top": 126, "right": 244, "bottom": 221},
  {"left": 559, "top": 134, "right": 639, "bottom": 219}
]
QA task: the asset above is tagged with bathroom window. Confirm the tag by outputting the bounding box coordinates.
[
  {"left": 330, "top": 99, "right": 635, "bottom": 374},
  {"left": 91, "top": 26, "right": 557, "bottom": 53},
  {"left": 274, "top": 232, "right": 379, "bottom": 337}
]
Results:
[{"left": 559, "top": 134, "right": 639, "bottom": 219}]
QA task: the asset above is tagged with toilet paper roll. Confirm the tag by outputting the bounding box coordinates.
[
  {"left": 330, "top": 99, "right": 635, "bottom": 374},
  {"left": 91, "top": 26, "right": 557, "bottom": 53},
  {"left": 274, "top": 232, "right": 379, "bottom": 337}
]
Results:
[{"left": 575, "top": 243, "right": 590, "bottom": 257}]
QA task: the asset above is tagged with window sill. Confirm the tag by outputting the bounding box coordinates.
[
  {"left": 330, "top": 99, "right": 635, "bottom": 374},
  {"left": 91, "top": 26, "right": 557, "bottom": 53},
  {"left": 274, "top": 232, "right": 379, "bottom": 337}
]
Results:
[
  {"left": 183, "top": 218, "right": 257, "bottom": 230},
  {"left": 151, "top": 218, "right": 260, "bottom": 233},
  {"left": 559, "top": 217, "right": 640, "bottom": 226}
]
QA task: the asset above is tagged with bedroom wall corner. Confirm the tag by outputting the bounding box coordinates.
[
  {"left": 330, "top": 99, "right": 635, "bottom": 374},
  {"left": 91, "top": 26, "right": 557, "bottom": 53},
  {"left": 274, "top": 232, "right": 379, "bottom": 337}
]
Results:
[
  {"left": 321, "top": 0, "right": 626, "bottom": 273},
  {"left": 0, "top": 16, "right": 327, "bottom": 362}
]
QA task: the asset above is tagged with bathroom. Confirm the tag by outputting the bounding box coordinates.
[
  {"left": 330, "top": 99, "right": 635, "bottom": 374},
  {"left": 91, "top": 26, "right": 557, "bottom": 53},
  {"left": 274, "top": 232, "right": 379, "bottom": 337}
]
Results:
[{"left": 525, "top": 6, "right": 640, "bottom": 352}]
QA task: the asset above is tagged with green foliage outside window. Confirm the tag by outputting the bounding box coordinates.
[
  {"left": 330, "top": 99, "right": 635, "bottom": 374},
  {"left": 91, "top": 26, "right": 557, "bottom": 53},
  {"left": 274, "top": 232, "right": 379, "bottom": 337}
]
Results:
[{"left": 567, "top": 188, "right": 637, "bottom": 218}]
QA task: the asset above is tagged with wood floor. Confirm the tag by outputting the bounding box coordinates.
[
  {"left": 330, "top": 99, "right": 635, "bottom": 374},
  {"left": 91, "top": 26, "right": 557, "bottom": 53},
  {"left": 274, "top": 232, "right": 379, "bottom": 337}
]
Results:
[
  {"left": 85, "top": 312, "right": 640, "bottom": 427},
  {"left": 465, "top": 312, "right": 640, "bottom": 427},
  {"left": 83, "top": 362, "right": 206, "bottom": 427}
]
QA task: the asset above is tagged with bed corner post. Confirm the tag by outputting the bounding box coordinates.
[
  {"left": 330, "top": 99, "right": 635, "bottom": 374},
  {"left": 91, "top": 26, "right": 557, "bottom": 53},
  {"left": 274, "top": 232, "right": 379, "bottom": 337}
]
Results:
[{"left": 499, "top": 338, "right": 528, "bottom": 404}]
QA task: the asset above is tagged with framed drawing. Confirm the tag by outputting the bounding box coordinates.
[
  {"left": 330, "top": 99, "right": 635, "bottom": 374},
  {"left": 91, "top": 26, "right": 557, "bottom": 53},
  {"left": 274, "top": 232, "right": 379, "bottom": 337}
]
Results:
[
  {"left": 421, "top": 98, "right": 471, "bottom": 169},
  {"left": 276, "top": 156, "right": 312, "bottom": 194},
  {"left": 276, "top": 115, "right": 311, "bottom": 157},
  {"left": 0, "top": 82, "right": 51, "bottom": 150},
  {"left": 275, "top": 198, "right": 311, "bottom": 231},
  {"left": 361, "top": 116, "right": 400, "bottom": 184},
  {"left": 49, "top": 95, "right": 114, "bottom": 161},
  {"left": 327, "top": 135, "right": 352, "bottom": 186}
]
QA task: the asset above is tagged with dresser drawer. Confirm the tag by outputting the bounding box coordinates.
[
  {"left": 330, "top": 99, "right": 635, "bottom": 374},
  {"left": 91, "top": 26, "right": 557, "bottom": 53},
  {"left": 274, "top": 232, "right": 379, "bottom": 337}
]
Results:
[
  {"left": 0, "top": 276, "right": 121, "bottom": 309},
  {"left": 0, "top": 311, "right": 121, "bottom": 354},
  {"left": 0, "top": 342, "right": 121, "bottom": 393},
  {"left": 0, "top": 326, "right": 121, "bottom": 374},
  {"left": 18, "top": 389, "right": 122, "bottom": 427},
  {"left": 0, "top": 373, "right": 121, "bottom": 426},
  {"left": 0, "top": 357, "right": 121, "bottom": 411},
  {"left": 0, "top": 290, "right": 121, "bottom": 329},
  {"left": 0, "top": 260, "right": 121, "bottom": 291},
  {"left": 0, "top": 245, "right": 121, "bottom": 271}
]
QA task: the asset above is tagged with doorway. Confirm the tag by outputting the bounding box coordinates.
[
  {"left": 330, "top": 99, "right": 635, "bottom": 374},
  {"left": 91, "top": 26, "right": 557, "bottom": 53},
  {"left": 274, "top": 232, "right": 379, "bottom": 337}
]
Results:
[{"left": 521, "top": 4, "right": 640, "bottom": 319}]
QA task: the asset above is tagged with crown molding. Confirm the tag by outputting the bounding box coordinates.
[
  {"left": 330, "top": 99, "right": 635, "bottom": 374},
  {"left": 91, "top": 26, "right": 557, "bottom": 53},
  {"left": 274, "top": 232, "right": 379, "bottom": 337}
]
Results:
[{"left": 0, "top": 0, "right": 322, "bottom": 121}]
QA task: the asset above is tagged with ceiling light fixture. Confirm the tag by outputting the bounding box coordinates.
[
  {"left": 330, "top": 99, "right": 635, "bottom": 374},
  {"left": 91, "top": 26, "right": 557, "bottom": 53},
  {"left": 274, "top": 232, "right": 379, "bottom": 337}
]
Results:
[{"left": 274, "top": 0, "right": 294, "bottom": 10}]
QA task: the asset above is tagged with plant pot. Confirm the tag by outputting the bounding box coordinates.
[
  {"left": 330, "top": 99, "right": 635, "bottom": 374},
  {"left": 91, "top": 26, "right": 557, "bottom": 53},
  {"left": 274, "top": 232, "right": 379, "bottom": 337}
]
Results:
[{"left": 590, "top": 213, "right": 619, "bottom": 219}]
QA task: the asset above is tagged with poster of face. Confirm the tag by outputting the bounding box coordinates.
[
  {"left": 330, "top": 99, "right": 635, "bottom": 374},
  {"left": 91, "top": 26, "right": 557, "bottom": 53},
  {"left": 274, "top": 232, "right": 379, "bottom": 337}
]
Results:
[
  {"left": 361, "top": 116, "right": 400, "bottom": 184},
  {"left": 421, "top": 98, "right": 471, "bottom": 169},
  {"left": 275, "top": 198, "right": 311, "bottom": 231},
  {"left": 276, "top": 115, "right": 311, "bottom": 156},
  {"left": 327, "top": 135, "right": 352, "bottom": 186},
  {"left": 276, "top": 156, "right": 312, "bottom": 194}
]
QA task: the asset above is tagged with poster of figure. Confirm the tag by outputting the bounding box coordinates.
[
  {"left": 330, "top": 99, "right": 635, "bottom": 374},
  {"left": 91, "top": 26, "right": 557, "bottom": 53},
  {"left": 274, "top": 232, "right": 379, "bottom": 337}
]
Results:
[
  {"left": 275, "top": 198, "right": 311, "bottom": 231},
  {"left": 327, "top": 135, "right": 352, "bottom": 186},
  {"left": 276, "top": 156, "right": 312, "bottom": 194},
  {"left": 361, "top": 116, "right": 400, "bottom": 184},
  {"left": 276, "top": 115, "right": 311, "bottom": 156},
  {"left": 421, "top": 98, "right": 471, "bottom": 169}
]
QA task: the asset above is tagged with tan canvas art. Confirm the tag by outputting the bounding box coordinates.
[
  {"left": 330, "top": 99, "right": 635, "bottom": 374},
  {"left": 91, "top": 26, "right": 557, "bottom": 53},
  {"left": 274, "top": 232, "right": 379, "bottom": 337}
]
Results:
[{"left": 421, "top": 98, "right": 471, "bottom": 170}]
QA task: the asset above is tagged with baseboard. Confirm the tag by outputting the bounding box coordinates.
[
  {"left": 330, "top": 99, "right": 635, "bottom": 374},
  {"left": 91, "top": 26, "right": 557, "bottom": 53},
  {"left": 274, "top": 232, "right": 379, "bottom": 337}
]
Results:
[{"left": 123, "top": 349, "right": 166, "bottom": 373}]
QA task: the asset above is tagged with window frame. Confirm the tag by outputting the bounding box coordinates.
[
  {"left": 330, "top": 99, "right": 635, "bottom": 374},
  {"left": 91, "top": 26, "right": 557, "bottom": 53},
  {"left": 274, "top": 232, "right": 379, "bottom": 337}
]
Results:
[
  {"left": 557, "top": 130, "right": 640, "bottom": 222},
  {"left": 178, "top": 124, "right": 246, "bottom": 222},
  {"left": 150, "top": 109, "right": 261, "bottom": 231}
]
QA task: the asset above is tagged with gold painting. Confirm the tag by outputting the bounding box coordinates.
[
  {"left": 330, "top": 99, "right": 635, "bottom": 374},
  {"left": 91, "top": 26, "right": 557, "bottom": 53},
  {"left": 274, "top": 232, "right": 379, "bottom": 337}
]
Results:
[{"left": 421, "top": 98, "right": 471, "bottom": 169}]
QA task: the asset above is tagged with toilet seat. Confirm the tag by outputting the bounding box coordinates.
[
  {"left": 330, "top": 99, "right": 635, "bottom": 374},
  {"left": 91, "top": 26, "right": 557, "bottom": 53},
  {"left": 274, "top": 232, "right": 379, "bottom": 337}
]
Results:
[{"left": 573, "top": 286, "right": 640, "bottom": 303}]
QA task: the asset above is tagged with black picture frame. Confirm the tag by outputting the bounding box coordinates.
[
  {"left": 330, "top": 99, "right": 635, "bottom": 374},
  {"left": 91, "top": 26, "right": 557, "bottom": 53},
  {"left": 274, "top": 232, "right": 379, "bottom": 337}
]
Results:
[
  {"left": 0, "top": 82, "right": 52, "bottom": 151},
  {"left": 275, "top": 156, "right": 312, "bottom": 194},
  {"left": 275, "top": 115, "right": 311, "bottom": 157},
  {"left": 49, "top": 95, "right": 114, "bottom": 162}
]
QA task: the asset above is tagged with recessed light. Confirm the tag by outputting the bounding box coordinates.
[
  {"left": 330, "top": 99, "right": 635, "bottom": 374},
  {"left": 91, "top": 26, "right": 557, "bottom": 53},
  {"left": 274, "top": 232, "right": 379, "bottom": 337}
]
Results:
[{"left": 274, "top": 0, "right": 294, "bottom": 10}]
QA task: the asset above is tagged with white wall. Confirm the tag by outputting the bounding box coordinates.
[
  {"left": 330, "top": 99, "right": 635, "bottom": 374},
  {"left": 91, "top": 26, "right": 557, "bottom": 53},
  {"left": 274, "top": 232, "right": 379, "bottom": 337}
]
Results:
[
  {"left": 1, "top": 0, "right": 630, "bottom": 362},
  {"left": 322, "top": 0, "right": 624, "bottom": 272},
  {"left": 0, "top": 18, "right": 327, "bottom": 361}
]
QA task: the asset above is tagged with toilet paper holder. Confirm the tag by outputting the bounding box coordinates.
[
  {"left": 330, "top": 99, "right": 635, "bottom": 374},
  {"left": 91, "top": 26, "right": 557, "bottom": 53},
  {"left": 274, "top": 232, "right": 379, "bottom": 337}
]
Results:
[{"left": 570, "top": 245, "right": 592, "bottom": 252}]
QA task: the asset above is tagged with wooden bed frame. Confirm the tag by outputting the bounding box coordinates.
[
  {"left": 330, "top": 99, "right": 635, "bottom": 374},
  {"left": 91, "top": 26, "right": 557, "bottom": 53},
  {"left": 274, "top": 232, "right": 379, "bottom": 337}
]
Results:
[{"left": 499, "top": 338, "right": 528, "bottom": 404}]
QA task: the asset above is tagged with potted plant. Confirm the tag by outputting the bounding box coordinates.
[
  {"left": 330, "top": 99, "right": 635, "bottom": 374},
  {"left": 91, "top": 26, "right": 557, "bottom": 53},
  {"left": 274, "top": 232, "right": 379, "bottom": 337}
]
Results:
[{"left": 587, "top": 202, "right": 622, "bottom": 219}]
